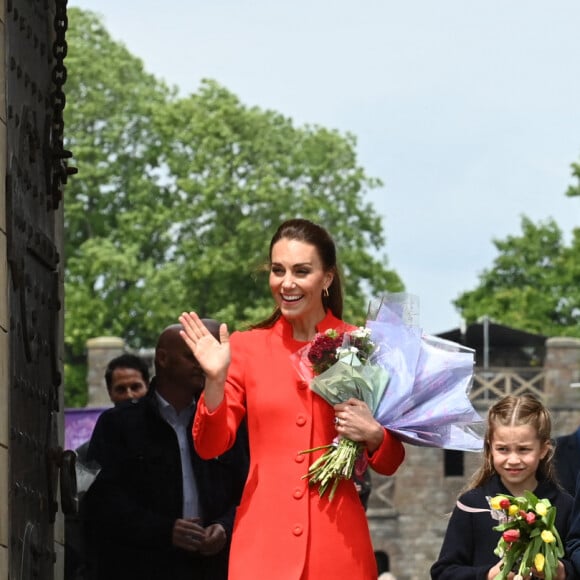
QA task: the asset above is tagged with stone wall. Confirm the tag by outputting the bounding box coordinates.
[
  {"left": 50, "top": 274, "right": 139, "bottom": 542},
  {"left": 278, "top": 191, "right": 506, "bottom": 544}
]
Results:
[
  {"left": 85, "top": 337, "right": 125, "bottom": 407},
  {"left": 544, "top": 337, "right": 580, "bottom": 408}
]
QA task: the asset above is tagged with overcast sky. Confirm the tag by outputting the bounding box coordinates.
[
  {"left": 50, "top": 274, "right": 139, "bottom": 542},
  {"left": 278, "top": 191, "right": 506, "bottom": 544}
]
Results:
[{"left": 69, "top": 0, "right": 580, "bottom": 334}]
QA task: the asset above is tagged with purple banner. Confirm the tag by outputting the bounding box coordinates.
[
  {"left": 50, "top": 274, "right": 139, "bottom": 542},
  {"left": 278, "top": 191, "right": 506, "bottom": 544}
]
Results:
[{"left": 64, "top": 407, "right": 110, "bottom": 451}]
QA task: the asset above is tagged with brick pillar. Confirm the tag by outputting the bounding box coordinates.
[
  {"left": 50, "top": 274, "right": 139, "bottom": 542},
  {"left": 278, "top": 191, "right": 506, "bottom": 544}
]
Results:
[
  {"left": 544, "top": 337, "right": 580, "bottom": 409},
  {"left": 86, "top": 337, "right": 126, "bottom": 407}
]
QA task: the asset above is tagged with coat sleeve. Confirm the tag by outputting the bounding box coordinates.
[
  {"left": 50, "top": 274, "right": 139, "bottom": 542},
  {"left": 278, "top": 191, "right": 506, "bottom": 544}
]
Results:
[
  {"left": 194, "top": 387, "right": 246, "bottom": 460},
  {"left": 565, "top": 477, "right": 580, "bottom": 578},
  {"left": 548, "top": 489, "right": 575, "bottom": 580},
  {"left": 193, "top": 332, "right": 248, "bottom": 460},
  {"left": 366, "top": 427, "right": 405, "bottom": 476},
  {"left": 85, "top": 410, "right": 109, "bottom": 468},
  {"left": 430, "top": 505, "right": 493, "bottom": 580},
  {"left": 199, "top": 422, "right": 250, "bottom": 538}
]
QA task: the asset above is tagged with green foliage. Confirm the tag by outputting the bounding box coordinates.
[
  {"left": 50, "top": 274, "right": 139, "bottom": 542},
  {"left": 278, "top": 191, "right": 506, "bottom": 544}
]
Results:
[
  {"left": 566, "top": 155, "right": 580, "bottom": 197},
  {"left": 454, "top": 217, "right": 580, "bottom": 337},
  {"left": 64, "top": 8, "right": 177, "bottom": 357},
  {"left": 153, "top": 80, "right": 403, "bottom": 330},
  {"left": 64, "top": 358, "right": 88, "bottom": 407},
  {"left": 63, "top": 8, "right": 403, "bottom": 384}
]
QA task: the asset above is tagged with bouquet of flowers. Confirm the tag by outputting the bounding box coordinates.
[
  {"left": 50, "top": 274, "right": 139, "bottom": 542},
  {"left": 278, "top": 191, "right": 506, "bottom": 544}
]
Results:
[
  {"left": 293, "top": 327, "right": 389, "bottom": 499},
  {"left": 489, "top": 491, "right": 564, "bottom": 580},
  {"left": 292, "top": 292, "right": 482, "bottom": 500}
]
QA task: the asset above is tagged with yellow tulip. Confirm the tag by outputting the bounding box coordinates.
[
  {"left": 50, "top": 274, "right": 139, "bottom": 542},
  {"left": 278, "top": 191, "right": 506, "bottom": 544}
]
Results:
[
  {"left": 535, "top": 502, "right": 548, "bottom": 517},
  {"left": 541, "top": 530, "right": 555, "bottom": 543},
  {"left": 508, "top": 505, "right": 520, "bottom": 517},
  {"left": 490, "top": 496, "right": 504, "bottom": 510},
  {"left": 534, "top": 552, "right": 545, "bottom": 572}
]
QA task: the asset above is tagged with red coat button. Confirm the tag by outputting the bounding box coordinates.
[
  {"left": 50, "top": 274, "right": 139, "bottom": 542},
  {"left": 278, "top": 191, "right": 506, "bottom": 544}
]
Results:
[
  {"left": 292, "top": 525, "right": 303, "bottom": 536},
  {"left": 293, "top": 487, "right": 304, "bottom": 499},
  {"left": 296, "top": 415, "right": 306, "bottom": 426},
  {"left": 295, "top": 454, "right": 305, "bottom": 463}
]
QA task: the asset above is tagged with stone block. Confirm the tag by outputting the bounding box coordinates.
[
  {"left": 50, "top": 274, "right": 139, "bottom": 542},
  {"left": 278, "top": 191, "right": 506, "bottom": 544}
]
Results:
[{"left": 86, "top": 337, "right": 125, "bottom": 407}]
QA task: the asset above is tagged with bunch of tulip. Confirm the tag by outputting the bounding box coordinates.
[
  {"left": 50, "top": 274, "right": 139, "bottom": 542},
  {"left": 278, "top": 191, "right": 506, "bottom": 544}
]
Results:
[{"left": 490, "top": 491, "right": 564, "bottom": 580}]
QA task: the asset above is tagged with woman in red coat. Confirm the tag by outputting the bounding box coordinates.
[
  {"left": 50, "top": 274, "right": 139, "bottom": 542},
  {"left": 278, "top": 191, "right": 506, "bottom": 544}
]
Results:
[{"left": 180, "top": 218, "right": 405, "bottom": 580}]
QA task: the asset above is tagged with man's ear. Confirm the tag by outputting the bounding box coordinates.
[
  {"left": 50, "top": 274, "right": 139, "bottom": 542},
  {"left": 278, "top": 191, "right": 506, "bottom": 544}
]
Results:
[{"left": 156, "top": 348, "right": 168, "bottom": 369}]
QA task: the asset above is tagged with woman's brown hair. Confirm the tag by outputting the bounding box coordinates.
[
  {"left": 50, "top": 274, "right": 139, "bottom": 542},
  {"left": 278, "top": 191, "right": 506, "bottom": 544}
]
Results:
[{"left": 252, "top": 218, "right": 343, "bottom": 329}]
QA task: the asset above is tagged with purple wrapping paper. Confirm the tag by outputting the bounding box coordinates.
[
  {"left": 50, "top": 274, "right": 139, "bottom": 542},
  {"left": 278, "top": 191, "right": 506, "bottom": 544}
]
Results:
[
  {"left": 64, "top": 407, "right": 109, "bottom": 451},
  {"left": 369, "top": 294, "right": 482, "bottom": 450}
]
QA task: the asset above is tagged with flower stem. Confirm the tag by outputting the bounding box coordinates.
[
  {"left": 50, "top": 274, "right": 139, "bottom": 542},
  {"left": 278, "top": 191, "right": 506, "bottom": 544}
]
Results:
[{"left": 300, "top": 437, "right": 364, "bottom": 501}]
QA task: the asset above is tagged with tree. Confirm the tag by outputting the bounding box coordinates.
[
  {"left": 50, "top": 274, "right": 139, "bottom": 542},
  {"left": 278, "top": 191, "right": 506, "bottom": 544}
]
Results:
[
  {"left": 153, "top": 80, "right": 403, "bottom": 326},
  {"left": 566, "top": 155, "right": 580, "bottom": 197},
  {"left": 63, "top": 9, "right": 403, "bottom": 404},
  {"left": 64, "top": 8, "right": 175, "bottom": 404},
  {"left": 454, "top": 216, "right": 580, "bottom": 337}
]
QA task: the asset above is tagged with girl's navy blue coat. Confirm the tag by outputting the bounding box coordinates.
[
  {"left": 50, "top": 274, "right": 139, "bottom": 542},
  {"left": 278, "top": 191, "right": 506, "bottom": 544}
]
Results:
[{"left": 430, "top": 474, "right": 574, "bottom": 580}]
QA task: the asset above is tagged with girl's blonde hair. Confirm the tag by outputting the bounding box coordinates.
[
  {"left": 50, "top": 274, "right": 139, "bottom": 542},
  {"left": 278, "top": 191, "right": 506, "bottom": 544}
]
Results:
[{"left": 466, "top": 394, "right": 555, "bottom": 491}]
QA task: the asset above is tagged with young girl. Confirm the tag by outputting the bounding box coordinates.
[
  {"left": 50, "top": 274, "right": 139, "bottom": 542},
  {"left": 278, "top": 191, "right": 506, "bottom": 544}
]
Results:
[{"left": 431, "top": 394, "right": 574, "bottom": 580}]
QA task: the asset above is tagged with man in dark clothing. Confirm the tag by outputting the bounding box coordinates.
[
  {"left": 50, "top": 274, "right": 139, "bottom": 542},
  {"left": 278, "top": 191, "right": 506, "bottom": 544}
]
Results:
[
  {"left": 65, "top": 353, "right": 150, "bottom": 580},
  {"left": 554, "top": 427, "right": 580, "bottom": 496},
  {"left": 84, "top": 321, "right": 249, "bottom": 580},
  {"left": 565, "top": 472, "right": 580, "bottom": 576}
]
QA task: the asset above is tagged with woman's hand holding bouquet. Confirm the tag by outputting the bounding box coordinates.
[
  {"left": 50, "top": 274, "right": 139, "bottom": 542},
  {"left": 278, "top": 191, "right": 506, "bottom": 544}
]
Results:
[
  {"left": 292, "top": 293, "right": 482, "bottom": 501},
  {"left": 294, "top": 327, "right": 387, "bottom": 500}
]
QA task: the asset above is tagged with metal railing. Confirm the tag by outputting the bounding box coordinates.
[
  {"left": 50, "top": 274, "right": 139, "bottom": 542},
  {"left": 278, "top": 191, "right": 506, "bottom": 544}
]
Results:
[{"left": 470, "top": 367, "right": 546, "bottom": 402}]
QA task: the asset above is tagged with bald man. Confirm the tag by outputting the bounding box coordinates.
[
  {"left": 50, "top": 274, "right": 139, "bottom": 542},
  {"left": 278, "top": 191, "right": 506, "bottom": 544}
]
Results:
[{"left": 85, "top": 320, "right": 249, "bottom": 580}]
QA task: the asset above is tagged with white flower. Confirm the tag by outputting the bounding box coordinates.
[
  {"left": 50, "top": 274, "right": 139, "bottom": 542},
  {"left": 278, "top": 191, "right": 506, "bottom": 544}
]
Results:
[
  {"left": 336, "top": 346, "right": 362, "bottom": 366},
  {"left": 350, "top": 327, "right": 371, "bottom": 339}
]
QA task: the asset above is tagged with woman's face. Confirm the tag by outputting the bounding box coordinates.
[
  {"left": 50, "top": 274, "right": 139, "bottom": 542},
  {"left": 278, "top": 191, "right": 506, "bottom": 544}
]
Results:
[
  {"left": 490, "top": 423, "right": 549, "bottom": 495},
  {"left": 269, "top": 238, "right": 333, "bottom": 325}
]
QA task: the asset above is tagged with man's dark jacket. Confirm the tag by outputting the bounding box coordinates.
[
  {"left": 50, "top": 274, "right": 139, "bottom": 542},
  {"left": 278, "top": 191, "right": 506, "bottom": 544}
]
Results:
[
  {"left": 554, "top": 428, "right": 580, "bottom": 497},
  {"left": 84, "top": 382, "right": 249, "bottom": 580}
]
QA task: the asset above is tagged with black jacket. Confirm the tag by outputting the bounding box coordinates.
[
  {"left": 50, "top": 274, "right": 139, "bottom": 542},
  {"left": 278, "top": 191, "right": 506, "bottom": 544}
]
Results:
[
  {"left": 564, "top": 471, "right": 580, "bottom": 580},
  {"left": 430, "top": 474, "right": 574, "bottom": 580},
  {"left": 555, "top": 430, "right": 580, "bottom": 497},
  {"left": 84, "top": 383, "right": 249, "bottom": 580}
]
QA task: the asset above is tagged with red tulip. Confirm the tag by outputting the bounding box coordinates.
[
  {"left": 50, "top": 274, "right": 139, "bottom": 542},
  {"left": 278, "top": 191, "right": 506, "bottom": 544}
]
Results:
[
  {"left": 502, "top": 529, "right": 520, "bottom": 543},
  {"left": 499, "top": 499, "right": 511, "bottom": 510}
]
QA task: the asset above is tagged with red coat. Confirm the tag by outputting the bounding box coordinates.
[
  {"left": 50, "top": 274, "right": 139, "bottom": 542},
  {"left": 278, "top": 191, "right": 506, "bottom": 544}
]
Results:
[{"left": 193, "top": 311, "right": 405, "bottom": 580}]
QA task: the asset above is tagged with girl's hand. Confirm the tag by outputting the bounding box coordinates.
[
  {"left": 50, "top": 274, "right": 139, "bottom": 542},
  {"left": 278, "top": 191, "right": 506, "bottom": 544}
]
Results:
[
  {"left": 487, "top": 560, "right": 515, "bottom": 579},
  {"left": 531, "top": 559, "right": 566, "bottom": 580},
  {"left": 333, "top": 398, "right": 384, "bottom": 453}
]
